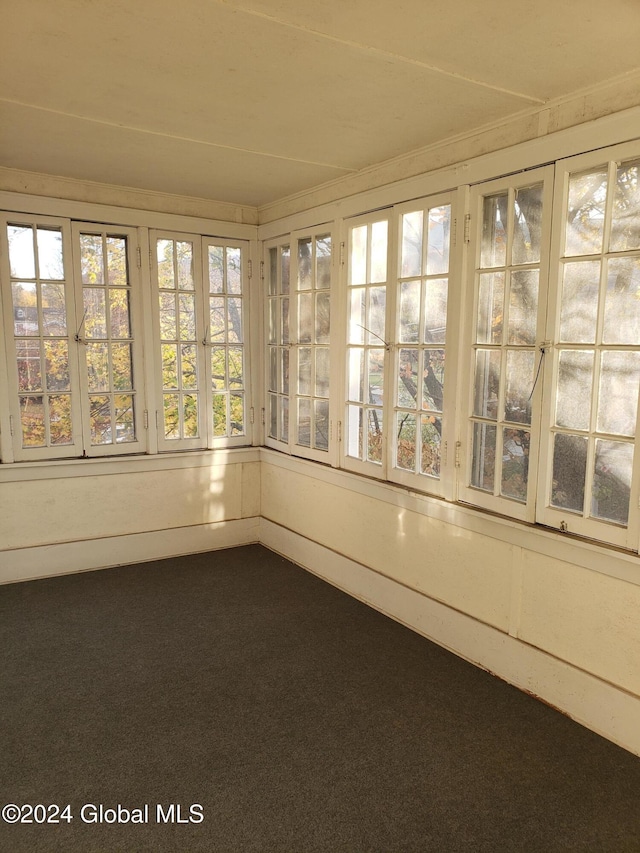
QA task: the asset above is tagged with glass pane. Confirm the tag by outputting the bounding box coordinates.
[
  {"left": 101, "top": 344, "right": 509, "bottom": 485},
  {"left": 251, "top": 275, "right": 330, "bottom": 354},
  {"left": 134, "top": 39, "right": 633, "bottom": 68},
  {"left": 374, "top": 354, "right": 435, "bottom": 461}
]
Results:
[
  {"left": 348, "top": 348, "right": 364, "bottom": 402},
  {"left": 89, "top": 395, "right": 111, "bottom": 444},
  {"left": 83, "top": 288, "right": 107, "bottom": 339},
  {"left": 551, "top": 433, "right": 587, "bottom": 512},
  {"left": 603, "top": 258, "right": 640, "bottom": 344},
  {"left": 513, "top": 185, "right": 543, "bottom": 265},
  {"left": 556, "top": 351, "right": 593, "bottom": 430},
  {"left": 610, "top": 161, "right": 640, "bottom": 252},
  {"left": 226, "top": 247, "right": 241, "bottom": 294},
  {"left": 8, "top": 224, "right": 35, "bottom": 278},
  {"left": 476, "top": 272, "right": 504, "bottom": 344},
  {"left": 181, "top": 344, "right": 198, "bottom": 390},
  {"left": 80, "top": 234, "right": 104, "bottom": 284},
  {"left": 41, "top": 282, "right": 67, "bottom": 336},
  {"left": 230, "top": 393, "right": 244, "bottom": 436},
  {"left": 268, "top": 299, "right": 278, "bottom": 345},
  {"left": 107, "top": 237, "right": 128, "bottom": 287},
  {"left": 396, "top": 412, "right": 416, "bottom": 471},
  {"left": 12, "top": 282, "right": 38, "bottom": 336},
  {"left": 349, "top": 288, "right": 366, "bottom": 344},
  {"left": 162, "top": 344, "right": 178, "bottom": 389},
  {"left": 427, "top": 205, "right": 451, "bottom": 276},
  {"left": 114, "top": 394, "right": 135, "bottom": 443},
  {"left": 268, "top": 394, "right": 277, "bottom": 438},
  {"left": 268, "top": 347, "right": 277, "bottom": 392},
  {"left": 399, "top": 281, "right": 420, "bottom": 344},
  {"left": 281, "top": 348, "right": 289, "bottom": 395},
  {"left": 315, "top": 347, "right": 329, "bottom": 397},
  {"left": 481, "top": 194, "right": 507, "bottom": 268},
  {"left": 471, "top": 422, "right": 496, "bottom": 492},
  {"left": 398, "top": 348, "right": 419, "bottom": 407},
  {"left": 298, "top": 238, "right": 312, "bottom": 290},
  {"left": 20, "top": 395, "right": 45, "bottom": 447},
  {"left": 422, "top": 350, "right": 445, "bottom": 412},
  {"left": 297, "top": 398, "right": 311, "bottom": 447},
  {"left": 501, "top": 428, "right": 529, "bottom": 502},
  {"left": 44, "top": 340, "right": 70, "bottom": 391},
  {"left": 367, "top": 408, "right": 383, "bottom": 463},
  {"left": 208, "top": 245, "right": 224, "bottom": 293},
  {"left": 559, "top": 262, "right": 601, "bottom": 344},
  {"left": 86, "top": 342, "right": 109, "bottom": 392},
  {"left": 298, "top": 347, "right": 311, "bottom": 395},
  {"left": 314, "top": 399, "right": 329, "bottom": 450},
  {"left": 421, "top": 416, "right": 441, "bottom": 478},
  {"left": 109, "top": 288, "right": 131, "bottom": 339},
  {"left": 508, "top": 270, "right": 538, "bottom": 345},
  {"left": 504, "top": 350, "right": 534, "bottom": 425},
  {"left": 565, "top": 169, "right": 607, "bottom": 257},
  {"left": 227, "top": 298, "right": 242, "bottom": 343},
  {"left": 211, "top": 347, "right": 226, "bottom": 391},
  {"left": 370, "top": 221, "right": 388, "bottom": 283},
  {"left": 159, "top": 292, "right": 177, "bottom": 340},
  {"left": 315, "top": 291, "right": 330, "bottom": 345},
  {"left": 183, "top": 394, "right": 199, "bottom": 437},
  {"left": 213, "top": 393, "right": 227, "bottom": 437},
  {"left": 16, "top": 339, "right": 42, "bottom": 392},
  {"left": 473, "top": 350, "right": 500, "bottom": 420},
  {"left": 209, "top": 296, "right": 225, "bottom": 343},
  {"left": 350, "top": 226, "right": 367, "bottom": 285},
  {"left": 37, "top": 228, "right": 64, "bottom": 280},
  {"left": 163, "top": 394, "right": 179, "bottom": 438},
  {"left": 281, "top": 297, "right": 289, "bottom": 345},
  {"left": 424, "top": 278, "right": 448, "bottom": 344},
  {"left": 268, "top": 248, "right": 277, "bottom": 297},
  {"left": 298, "top": 293, "right": 313, "bottom": 344},
  {"left": 316, "top": 236, "right": 331, "bottom": 289},
  {"left": 347, "top": 404, "right": 363, "bottom": 458},
  {"left": 157, "top": 239, "right": 174, "bottom": 289},
  {"left": 597, "top": 351, "right": 640, "bottom": 437},
  {"left": 591, "top": 440, "right": 633, "bottom": 525},
  {"left": 176, "top": 242, "right": 194, "bottom": 290},
  {"left": 280, "top": 247, "right": 290, "bottom": 295},
  {"left": 281, "top": 396, "right": 289, "bottom": 442},
  {"left": 178, "top": 293, "right": 196, "bottom": 341},
  {"left": 110, "top": 358, "right": 135, "bottom": 404},
  {"left": 368, "top": 287, "right": 386, "bottom": 344},
  {"left": 401, "top": 210, "right": 423, "bottom": 278},
  {"left": 228, "top": 347, "right": 243, "bottom": 389},
  {"left": 368, "top": 349, "right": 384, "bottom": 405},
  {"left": 47, "top": 394, "right": 72, "bottom": 444}
]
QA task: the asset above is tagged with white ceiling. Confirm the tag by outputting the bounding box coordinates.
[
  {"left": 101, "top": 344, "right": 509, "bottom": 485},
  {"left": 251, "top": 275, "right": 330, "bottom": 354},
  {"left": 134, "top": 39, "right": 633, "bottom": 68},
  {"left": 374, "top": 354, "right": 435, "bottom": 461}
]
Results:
[{"left": 2, "top": 0, "right": 640, "bottom": 208}]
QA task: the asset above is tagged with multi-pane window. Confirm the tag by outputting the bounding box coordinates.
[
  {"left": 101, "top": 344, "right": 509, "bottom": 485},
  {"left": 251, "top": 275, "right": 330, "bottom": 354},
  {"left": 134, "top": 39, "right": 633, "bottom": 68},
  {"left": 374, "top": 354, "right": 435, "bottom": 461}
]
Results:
[
  {"left": 393, "top": 201, "right": 452, "bottom": 487},
  {"left": 344, "top": 214, "right": 390, "bottom": 473},
  {"left": 462, "top": 170, "right": 552, "bottom": 520},
  {"left": 538, "top": 155, "right": 640, "bottom": 546},
  {"left": 152, "top": 231, "right": 250, "bottom": 451},
  {"left": 266, "top": 242, "right": 291, "bottom": 446}
]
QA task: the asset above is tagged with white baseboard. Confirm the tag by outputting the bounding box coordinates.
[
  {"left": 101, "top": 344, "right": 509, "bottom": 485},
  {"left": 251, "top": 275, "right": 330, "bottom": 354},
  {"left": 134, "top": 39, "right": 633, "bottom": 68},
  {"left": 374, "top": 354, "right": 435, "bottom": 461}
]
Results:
[
  {"left": 0, "top": 517, "right": 260, "bottom": 585},
  {"left": 260, "top": 518, "right": 640, "bottom": 758}
]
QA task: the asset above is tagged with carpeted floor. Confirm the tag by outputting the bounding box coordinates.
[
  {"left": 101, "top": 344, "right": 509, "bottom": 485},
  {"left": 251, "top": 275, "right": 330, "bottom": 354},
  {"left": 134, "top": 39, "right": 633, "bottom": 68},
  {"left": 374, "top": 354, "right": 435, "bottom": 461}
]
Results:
[{"left": 1, "top": 544, "right": 639, "bottom": 852}]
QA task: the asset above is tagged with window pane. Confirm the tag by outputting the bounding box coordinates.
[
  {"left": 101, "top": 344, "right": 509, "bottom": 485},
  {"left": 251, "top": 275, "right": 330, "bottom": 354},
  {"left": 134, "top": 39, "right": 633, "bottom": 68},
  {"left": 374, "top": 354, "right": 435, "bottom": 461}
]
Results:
[
  {"left": 316, "top": 235, "right": 331, "bottom": 289},
  {"left": 349, "top": 288, "right": 365, "bottom": 344},
  {"left": 476, "top": 272, "right": 504, "bottom": 344},
  {"left": 597, "top": 351, "right": 640, "bottom": 437},
  {"left": 367, "top": 408, "right": 383, "bottom": 463},
  {"left": 471, "top": 422, "right": 496, "bottom": 492},
  {"left": 398, "top": 348, "right": 419, "bottom": 407},
  {"left": 348, "top": 348, "right": 364, "bottom": 402},
  {"left": 36, "top": 228, "right": 64, "bottom": 280},
  {"left": 513, "top": 185, "right": 543, "bottom": 265},
  {"left": 80, "top": 234, "right": 104, "bottom": 284},
  {"left": 268, "top": 248, "right": 277, "bottom": 297},
  {"left": 422, "top": 350, "right": 445, "bottom": 412},
  {"left": 162, "top": 344, "right": 178, "bottom": 389},
  {"left": 421, "top": 416, "right": 441, "bottom": 478},
  {"left": 350, "top": 226, "right": 367, "bottom": 285},
  {"left": 424, "top": 278, "right": 448, "bottom": 344},
  {"left": 504, "top": 350, "right": 534, "bottom": 425},
  {"left": 89, "top": 395, "right": 111, "bottom": 445},
  {"left": 109, "top": 288, "right": 131, "bottom": 339},
  {"left": 280, "top": 247, "right": 290, "bottom": 295},
  {"left": 115, "top": 394, "right": 135, "bottom": 443},
  {"left": 8, "top": 225, "right": 35, "bottom": 278},
  {"left": 281, "top": 297, "right": 289, "bottom": 345},
  {"left": 230, "top": 392, "right": 244, "bottom": 436},
  {"left": 281, "top": 348, "right": 289, "bottom": 395},
  {"left": 183, "top": 394, "right": 198, "bottom": 437},
  {"left": 159, "top": 292, "right": 177, "bottom": 340},
  {"left": 401, "top": 211, "right": 423, "bottom": 278},
  {"left": 426, "top": 205, "right": 450, "bottom": 275},
  {"left": 178, "top": 293, "right": 196, "bottom": 340},
  {"left": 370, "top": 221, "right": 388, "bottom": 283},
  {"left": 44, "top": 340, "right": 70, "bottom": 391},
  {"left": 226, "top": 247, "right": 241, "bottom": 294},
  {"left": 213, "top": 394, "right": 227, "bottom": 436},
  {"left": 473, "top": 350, "right": 500, "bottom": 420},
  {"left": 314, "top": 399, "right": 329, "bottom": 450},
  {"left": 48, "top": 395, "right": 73, "bottom": 444},
  {"left": 107, "top": 237, "right": 127, "bottom": 287},
  {"left": 481, "top": 194, "right": 507, "bottom": 268},
  {"left": 347, "top": 404, "right": 363, "bottom": 458},
  {"left": 163, "top": 394, "right": 179, "bottom": 438},
  {"left": 368, "top": 349, "right": 384, "bottom": 405},
  {"left": 396, "top": 412, "right": 416, "bottom": 471},
  {"left": 298, "top": 293, "right": 313, "bottom": 343},
  {"left": 208, "top": 246, "right": 224, "bottom": 293},
  {"left": 298, "top": 238, "right": 312, "bottom": 290},
  {"left": 268, "top": 394, "right": 277, "bottom": 438},
  {"left": 555, "top": 351, "right": 593, "bottom": 430},
  {"left": 180, "top": 344, "right": 198, "bottom": 390},
  {"left": 86, "top": 342, "right": 110, "bottom": 392},
  {"left": 83, "top": 288, "right": 107, "bottom": 339},
  {"left": 297, "top": 398, "right": 311, "bottom": 447},
  {"left": 211, "top": 347, "right": 225, "bottom": 391},
  {"left": 41, "top": 282, "right": 66, "bottom": 337},
  {"left": 20, "top": 395, "right": 45, "bottom": 447},
  {"left": 315, "top": 291, "right": 330, "bottom": 345},
  {"left": 157, "top": 239, "right": 175, "bottom": 289},
  {"left": 12, "top": 282, "right": 38, "bottom": 336},
  {"left": 298, "top": 347, "right": 311, "bottom": 395},
  {"left": 610, "top": 160, "right": 640, "bottom": 252},
  {"left": 559, "top": 262, "right": 600, "bottom": 343},
  {"left": 315, "top": 348, "right": 329, "bottom": 397},
  {"left": 551, "top": 433, "right": 587, "bottom": 512},
  {"left": 228, "top": 298, "right": 243, "bottom": 343},
  {"left": 16, "top": 339, "right": 42, "bottom": 392},
  {"left": 280, "top": 396, "right": 289, "bottom": 442},
  {"left": 591, "top": 440, "right": 633, "bottom": 525},
  {"left": 368, "top": 287, "right": 386, "bottom": 344},
  {"left": 228, "top": 347, "right": 243, "bottom": 389},
  {"left": 176, "top": 242, "right": 194, "bottom": 290},
  {"left": 565, "top": 169, "right": 607, "bottom": 257},
  {"left": 399, "top": 281, "right": 420, "bottom": 344},
  {"left": 501, "top": 428, "right": 529, "bottom": 502},
  {"left": 508, "top": 270, "right": 538, "bottom": 345},
  {"left": 603, "top": 258, "right": 640, "bottom": 344}
]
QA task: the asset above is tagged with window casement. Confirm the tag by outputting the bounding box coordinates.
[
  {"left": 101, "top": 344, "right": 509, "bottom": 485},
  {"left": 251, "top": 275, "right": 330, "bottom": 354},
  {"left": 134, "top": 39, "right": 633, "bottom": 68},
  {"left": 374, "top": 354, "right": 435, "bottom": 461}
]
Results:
[
  {"left": 459, "top": 167, "right": 554, "bottom": 521},
  {"left": 151, "top": 231, "right": 251, "bottom": 451},
  {"left": 537, "top": 147, "right": 640, "bottom": 549},
  {"left": 0, "top": 215, "right": 145, "bottom": 461},
  {"left": 264, "top": 228, "right": 335, "bottom": 462}
]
